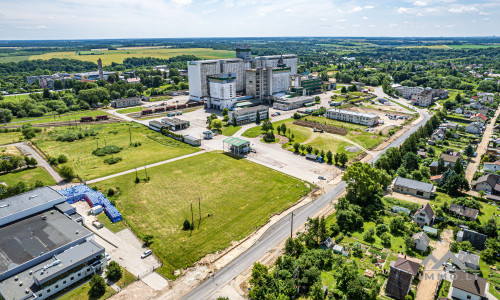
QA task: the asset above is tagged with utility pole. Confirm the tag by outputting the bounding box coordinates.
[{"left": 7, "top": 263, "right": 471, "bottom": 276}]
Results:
[
  {"left": 290, "top": 212, "right": 294, "bottom": 239},
  {"left": 191, "top": 203, "right": 194, "bottom": 231},
  {"left": 129, "top": 126, "right": 132, "bottom": 144},
  {"left": 198, "top": 197, "right": 201, "bottom": 229}
]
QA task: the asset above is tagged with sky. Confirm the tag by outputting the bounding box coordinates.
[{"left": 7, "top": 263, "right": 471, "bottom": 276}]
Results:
[{"left": 0, "top": 0, "right": 498, "bottom": 40}]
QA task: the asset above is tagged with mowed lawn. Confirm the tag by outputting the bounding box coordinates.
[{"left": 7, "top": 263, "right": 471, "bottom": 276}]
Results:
[
  {"left": 30, "top": 48, "right": 235, "bottom": 66},
  {"left": 9, "top": 110, "right": 111, "bottom": 125},
  {"left": 34, "top": 123, "right": 199, "bottom": 180},
  {"left": 0, "top": 167, "right": 56, "bottom": 186},
  {"left": 98, "top": 152, "right": 311, "bottom": 278}
]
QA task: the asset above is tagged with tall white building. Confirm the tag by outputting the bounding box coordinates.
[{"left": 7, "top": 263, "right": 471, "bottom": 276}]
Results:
[
  {"left": 207, "top": 73, "right": 237, "bottom": 110},
  {"left": 187, "top": 60, "right": 220, "bottom": 101}
]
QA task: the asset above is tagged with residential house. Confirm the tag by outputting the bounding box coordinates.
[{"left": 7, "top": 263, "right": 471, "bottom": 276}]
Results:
[
  {"left": 430, "top": 174, "right": 443, "bottom": 184},
  {"left": 478, "top": 108, "right": 489, "bottom": 116},
  {"left": 125, "top": 78, "right": 141, "bottom": 84},
  {"left": 471, "top": 173, "right": 500, "bottom": 193},
  {"left": 429, "top": 161, "right": 451, "bottom": 173},
  {"left": 449, "top": 204, "right": 479, "bottom": 221},
  {"left": 431, "top": 128, "right": 446, "bottom": 141},
  {"left": 391, "top": 257, "right": 420, "bottom": 277},
  {"left": 470, "top": 113, "right": 487, "bottom": 124},
  {"left": 455, "top": 250, "right": 480, "bottom": 270},
  {"left": 470, "top": 101, "right": 482, "bottom": 110},
  {"left": 454, "top": 107, "right": 463, "bottom": 114},
  {"left": 465, "top": 122, "right": 484, "bottom": 134},
  {"left": 412, "top": 232, "right": 430, "bottom": 251},
  {"left": 411, "top": 90, "right": 433, "bottom": 107},
  {"left": 385, "top": 266, "right": 413, "bottom": 300},
  {"left": 393, "top": 177, "right": 436, "bottom": 199},
  {"left": 483, "top": 161, "right": 500, "bottom": 173},
  {"left": 440, "top": 153, "right": 462, "bottom": 167},
  {"left": 464, "top": 110, "right": 475, "bottom": 118},
  {"left": 413, "top": 203, "right": 436, "bottom": 226},
  {"left": 456, "top": 229, "right": 488, "bottom": 250},
  {"left": 451, "top": 271, "right": 487, "bottom": 300},
  {"left": 477, "top": 92, "right": 495, "bottom": 103}
]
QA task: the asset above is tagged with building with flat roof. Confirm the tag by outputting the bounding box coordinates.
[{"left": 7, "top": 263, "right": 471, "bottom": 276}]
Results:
[
  {"left": 111, "top": 97, "right": 142, "bottom": 108},
  {"left": 229, "top": 105, "right": 269, "bottom": 125},
  {"left": 325, "top": 108, "right": 379, "bottom": 126},
  {"left": 222, "top": 137, "right": 251, "bottom": 156},
  {"left": 161, "top": 118, "right": 190, "bottom": 131},
  {"left": 207, "top": 73, "right": 237, "bottom": 110},
  {"left": 273, "top": 96, "right": 314, "bottom": 110}
]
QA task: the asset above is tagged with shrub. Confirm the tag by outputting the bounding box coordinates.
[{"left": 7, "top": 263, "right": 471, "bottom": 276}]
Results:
[
  {"left": 106, "top": 261, "right": 122, "bottom": 282},
  {"left": 183, "top": 219, "right": 191, "bottom": 231},
  {"left": 88, "top": 275, "right": 106, "bottom": 298},
  {"left": 48, "top": 156, "right": 58, "bottom": 166},
  {"left": 104, "top": 157, "right": 122, "bottom": 164},
  {"left": 107, "top": 188, "right": 115, "bottom": 197},
  {"left": 93, "top": 145, "right": 122, "bottom": 156},
  {"left": 57, "top": 154, "right": 68, "bottom": 164},
  {"left": 59, "top": 166, "right": 75, "bottom": 181}
]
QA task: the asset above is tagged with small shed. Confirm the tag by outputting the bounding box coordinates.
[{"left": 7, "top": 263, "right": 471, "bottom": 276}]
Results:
[
  {"left": 320, "top": 237, "right": 334, "bottom": 249},
  {"left": 183, "top": 135, "right": 201, "bottom": 146},
  {"left": 333, "top": 244, "right": 344, "bottom": 254},
  {"left": 392, "top": 205, "right": 411, "bottom": 216},
  {"left": 423, "top": 226, "right": 438, "bottom": 236}
]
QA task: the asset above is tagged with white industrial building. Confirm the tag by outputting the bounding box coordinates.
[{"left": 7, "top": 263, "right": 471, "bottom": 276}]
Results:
[
  {"left": 207, "top": 73, "right": 237, "bottom": 110},
  {"left": 392, "top": 85, "right": 424, "bottom": 99},
  {"left": 325, "top": 108, "right": 379, "bottom": 126},
  {"left": 0, "top": 187, "right": 107, "bottom": 300},
  {"left": 188, "top": 47, "right": 298, "bottom": 105}
]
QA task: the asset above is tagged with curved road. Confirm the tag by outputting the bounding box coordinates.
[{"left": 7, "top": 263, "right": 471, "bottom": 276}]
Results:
[{"left": 182, "top": 96, "right": 430, "bottom": 300}]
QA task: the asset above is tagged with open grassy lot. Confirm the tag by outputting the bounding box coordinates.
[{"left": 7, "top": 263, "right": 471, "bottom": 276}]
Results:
[
  {"left": 97, "top": 213, "right": 127, "bottom": 233},
  {"left": 0, "top": 167, "right": 56, "bottom": 186},
  {"left": 7, "top": 110, "right": 111, "bottom": 126},
  {"left": 30, "top": 48, "right": 235, "bottom": 66},
  {"left": 97, "top": 152, "right": 311, "bottom": 279},
  {"left": 220, "top": 124, "right": 241, "bottom": 136},
  {"left": 114, "top": 266, "right": 136, "bottom": 289},
  {"left": 116, "top": 107, "right": 142, "bottom": 114},
  {"left": 0, "top": 132, "right": 22, "bottom": 145},
  {"left": 2, "top": 93, "right": 33, "bottom": 103},
  {"left": 58, "top": 279, "right": 116, "bottom": 300},
  {"left": 34, "top": 122, "right": 199, "bottom": 180}
]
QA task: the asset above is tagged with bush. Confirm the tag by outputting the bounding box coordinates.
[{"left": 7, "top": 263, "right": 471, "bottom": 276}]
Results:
[
  {"left": 104, "top": 157, "right": 122, "bottom": 164},
  {"left": 106, "top": 261, "right": 122, "bottom": 282},
  {"left": 107, "top": 188, "right": 115, "bottom": 196},
  {"left": 57, "top": 154, "right": 68, "bottom": 164},
  {"left": 59, "top": 166, "right": 75, "bottom": 181},
  {"left": 183, "top": 219, "right": 191, "bottom": 231},
  {"left": 88, "top": 275, "right": 106, "bottom": 298},
  {"left": 93, "top": 145, "right": 122, "bottom": 156},
  {"left": 48, "top": 156, "right": 58, "bottom": 166}
]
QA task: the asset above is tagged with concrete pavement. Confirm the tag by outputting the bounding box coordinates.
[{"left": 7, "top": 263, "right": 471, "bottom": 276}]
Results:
[{"left": 12, "top": 142, "right": 64, "bottom": 184}]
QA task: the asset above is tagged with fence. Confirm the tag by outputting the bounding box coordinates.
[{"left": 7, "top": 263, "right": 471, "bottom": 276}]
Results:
[{"left": 137, "top": 262, "right": 163, "bottom": 279}]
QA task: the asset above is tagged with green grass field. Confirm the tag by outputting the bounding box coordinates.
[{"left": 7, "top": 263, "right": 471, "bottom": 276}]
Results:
[
  {"left": 116, "top": 107, "right": 142, "bottom": 114},
  {"left": 221, "top": 125, "right": 241, "bottom": 136},
  {"left": 30, "top": 48, "right": 235, "bottom": 66},
  {"left": 447, "top": 44, "right": 500, "bottom": 49},
  {"left": 2, "top": 93, "right": 33, "bottom": 103},
  {"left": 7, "top": 110, "right": 111, "bottom": 126},
  {"left": 0, "top": 131, "right": 22, "bottom": 145},
  {"left": 34, "top": 122, "right": 199, "bottom": 180},
  {"left": 0, "top": 167, "right": 56, "bottom": 186},
  {"left": 97, "top": 213, "right": 128, "bottom": 233},
  {"left": 114, "top": 266, "right": 136, "bottom": 289},
  {"left": 56, "top": 279, "right": 116, "bottom": 300},
  {"left": 0, "top": 55, "right": 33, "bottom": 63},
  {"left": 97, "top": 152, "right": 311, "bottom": 279}
]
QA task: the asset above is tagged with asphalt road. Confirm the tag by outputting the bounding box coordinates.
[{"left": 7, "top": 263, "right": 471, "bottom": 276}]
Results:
[{"left": 183, "top": 96, "right": 430, "bottom": 300}]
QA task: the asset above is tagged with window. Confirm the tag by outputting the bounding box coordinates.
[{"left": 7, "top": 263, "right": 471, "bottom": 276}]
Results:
[
  {"left": 467, "top": 296, "right": 471, "bottom": 300},
  {"left": 55, "top": 285, "right": 59, "bottom": 288},
  {"left": 39, "top": 293, "right": 43, "bottom": 297},
  {"left": 47, "top": 289, "right": 51, "bottom": 293},
  {"left": 78, "top": 273, "right": 81, "bottom": 277},
  {"left": 71, "top": 277, "right": 74, "bottom": 281},
  {"left": 63, "top": 281, "right": 66, "bottom": 284}
]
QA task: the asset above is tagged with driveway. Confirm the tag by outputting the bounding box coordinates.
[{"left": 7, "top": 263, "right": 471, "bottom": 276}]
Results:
[{"left": 13, "top": 142, "right": 64, "bottom": 184}]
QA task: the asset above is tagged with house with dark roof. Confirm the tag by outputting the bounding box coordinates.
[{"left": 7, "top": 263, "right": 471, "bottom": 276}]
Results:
[
  {"left": 413, "top": 203, "right": 436, "bottom": 226},
  {"left": 451, "top": 271, "right": 487, "bottom": 300},
  {"left": 456, "top": 229, "right": 488, "bottom": 250},
  {"left": 412, "top": 232, "right": 430, "bottom": 251},
  {"left": 471, "top": 173, "right": 500, "bottom": 193},
  {"left": 440, "top": 153, "right": 461, "bottom": 167},
  {"left": 456, "top": 250, "right": 480, "bottom": 270},
  {"left": 393, "top": 177, "right": 436, "bottom": 199},
  {"left": 448, "top": 204, "right": 479, "bottom": 220},
  {"left": 385, "top": 266, "right": 413, "bottom": 300},
  {"left": 391, "top": 257, "right": 420, "bottom": 277}
]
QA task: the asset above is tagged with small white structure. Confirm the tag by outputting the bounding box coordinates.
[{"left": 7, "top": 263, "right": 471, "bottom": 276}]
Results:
[
  {"left": 325, "top": 108, "right": 379, "bottom": 126},
  {"left": 90, "top": 205, "right": 103, "bottom": 215},
  {"left": 412, "top": 232, "right": 430, "bottom": 252}
]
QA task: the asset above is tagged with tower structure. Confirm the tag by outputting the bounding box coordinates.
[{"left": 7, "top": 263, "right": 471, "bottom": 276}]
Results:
[{"left": 97, "top": 58, "right": 104, "bottom": 80}]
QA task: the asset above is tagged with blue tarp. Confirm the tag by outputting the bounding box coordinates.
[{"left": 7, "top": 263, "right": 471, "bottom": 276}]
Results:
[{"left": 60, "top": 185, "right": 123, "bottom": 223}]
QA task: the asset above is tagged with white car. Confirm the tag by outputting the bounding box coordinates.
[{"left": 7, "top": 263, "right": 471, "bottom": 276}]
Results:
[
  {"left": 141, "top": 250, "right": 152, "bottom": 259},
  {"left": 105, "top": 253, "right": 111, "bottom": 261},
  {"left": 92, "top": 221, "right": 104, "bottom": 229}
]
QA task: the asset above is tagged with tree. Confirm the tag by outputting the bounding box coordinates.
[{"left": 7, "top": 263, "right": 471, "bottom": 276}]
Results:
[
  {"left": 338, "top": 152, "right": 348, "bottom": 167},
  {"left": 210, "top": 119, "right": 223, "bottom": 131},
  {"left": 326, "top": 150, "right": 333, "bottom": 163},
  {"left": 142, "top": 234, "right": 154, "bottom": 246},
  {"left": 443, "top": 174, "right": 470, "bottom": 195},
  {"left": 306, "top": 145, "right": 313, "bottom": 153},
  {"left": 464, "top": 144, "right": 475, "bottom": 158},
  {"left": 453, "top": 158, "right": 464, "bottom": 175},
  {"left": 341, "top": 86, "right": 347, "bottom": 93},
  {"left": 437, "top": 157, "right": 446, "bottom": 174},
  {"left": 59, "top": 166, "right": 75, "bottom": 181},
  {"left": 88, "top": 275, "right": 106, "bottom": 298},
  {"left": 222, "top": 115, "right": 230, "bottom": 123},
  {"left": 309, "top": 282, "right": 325, "bottom": 300},
  {"left": 280, "top": 124, "right": 287, "bottom": 136},
  {"left": 293, "top": 142, "right": 300, "bottom": 153},
  {"left": 363, "top": 228, "right": 375, "bottom": 243},
  {"left": 183, "top": 219, "right": 191, "bottom": 230},
  {"left": 43, "top": 88, "right": 51, "bottom": 99},
  {"left": 404, "top": 236, "right": 414, "bottom": 251},
  {"left": 342, "top": 162, "right": 386, "bottom": 211},
  {"left": 106, "top": 261, "right": 123, "bottom": 282},
  {"left": 57, "top": 154, "right": 68, "bottom": 164},
  {"left": 232, "top": 113, "right": 237, "bottom": 126},
  {"left": 222, "top": 108, "right": 229, "bottom": 116},
  {"left": 0, "top": 109, "right": 13, "bottom": 123},
  {"left": 261, "top": 120, "right": 273, "bottom": 131},
  {"left": 255, "top": 110, "right": 261, "bottom": 124},
  {"left": 314, "top": 96, "right": 321, "bottom": 104},
  {"left": 402, "top": 152, "right": 420, "bottom": 171},
  {"left": 126, "top": 88, "right": 138, "bottom": 98}
]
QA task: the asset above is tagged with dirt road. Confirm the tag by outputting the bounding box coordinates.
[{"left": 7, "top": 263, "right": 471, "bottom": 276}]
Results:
[
  {"left": 465, "top": 106, "right": 500, "bottom": 182},
  {"left": 415, "top": 229, "right": 453, "bottom": 300}
]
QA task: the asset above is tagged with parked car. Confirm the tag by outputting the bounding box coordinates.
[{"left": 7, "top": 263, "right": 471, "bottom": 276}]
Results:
[
  {"left": 318, "top": 176, "right": 326, "bottom": 180},
  {"left": 92, "top": 221, "right": 104, "bottom": 229},
  {"left": 105, "top": 253, "right": 111, "bottom": 261},
  {"left": 141, "top": 250, "right": 152, "bottom": 259}
]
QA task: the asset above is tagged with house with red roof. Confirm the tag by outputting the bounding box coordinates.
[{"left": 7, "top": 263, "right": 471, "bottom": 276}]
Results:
[{"left": 470, "top": 113, "right": 487, "bottom": 124}]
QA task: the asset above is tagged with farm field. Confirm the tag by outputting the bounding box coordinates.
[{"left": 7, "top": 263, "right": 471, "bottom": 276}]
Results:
[
  {"left": 97, "top": 152, "right": 311, "bottom": 279},
  {"left": 447, "top": 44, "right": 500, "bottom": 49},
  {"left": 0, "top": 55, "right": 33, "bottom": 63},
  {"left": 242, "top": 117, "right": 385, "bottom": 160},
  {"left": 0, "top": 131, "right": 22, "bottom": 145},
  {"left": 34, "top": 122, "right": 199, "bottom": 180},
  {"left": 29, "top": 48, "right": 235, "bottom": 66},
  {"left": 0, "top": 167, "right": 56, "bottom": 186},
  {"left": 6, "top": 110, "right": 112, "bottom": 126}
]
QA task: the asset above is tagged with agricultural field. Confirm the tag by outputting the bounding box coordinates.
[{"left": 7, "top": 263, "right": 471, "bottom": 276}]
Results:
[
  {"left": 0, "top": 131, "right": 22, "bottom": 145},
  {"left": 447, "top": 44, "right": 500, "bottom": 49},
  {"left": 29, "top": 48, "right": 235, "bottom": 66},
  {"left": 242, "top": 117, "right": 385, "bottom": 160},
  {"left": 33, "top": 122, "right": 199, "bottom": 180},
  {"left": 0, "top": 167, "right": 56, "bottom": 186},
  {"left": 97, "top": 152, "right": 311, "bottom": 279}
]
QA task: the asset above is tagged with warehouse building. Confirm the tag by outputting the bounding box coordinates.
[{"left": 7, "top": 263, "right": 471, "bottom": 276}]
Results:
[
  {"left": 273, "top": 96, "right": 314, "bottom": 110},
  {"left": 111, "top": 97, "right": 142, "bottom": 108},
  {"left": 0, "top": 187, "right": 107, "bottom": 300},
  {"left": 325, "top": 108, "right": 379, "bottom": 126},
  {"left": 161, "top": 118, "right": 190, "bottom": 131},
  {"left": 229, "top": 105, "right": 269, "bottom": 125}
]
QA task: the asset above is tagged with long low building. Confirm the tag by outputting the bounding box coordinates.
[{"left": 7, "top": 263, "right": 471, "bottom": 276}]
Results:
[
  {"left": 273, "top": 96, "right": 314, "bottom": 110},
  {"left": 230, "top": 105, "right": 269, "bottom": 125},
  {"left": 0, "top": 187, "right": 107, "bottom": 300},
  {"left": 325, "top": 108, "right": 379, "bottom": 126}
]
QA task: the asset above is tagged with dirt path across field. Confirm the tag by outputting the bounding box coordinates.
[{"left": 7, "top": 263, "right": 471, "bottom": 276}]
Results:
[
  {"left": 415, "top": 229, "right": 453, "bottom": 300},
  {"left": 465, "top": 106, "right": 500, "bottom": 182}
]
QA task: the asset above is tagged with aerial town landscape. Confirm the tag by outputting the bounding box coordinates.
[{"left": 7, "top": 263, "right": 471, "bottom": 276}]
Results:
[{"left": 0, "top": 1, "right": 500, "bottom": 300}]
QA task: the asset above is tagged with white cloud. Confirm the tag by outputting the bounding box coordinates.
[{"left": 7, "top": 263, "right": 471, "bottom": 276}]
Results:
[
  {"left": 389, "top": 23, "right": 398, "bottom": 28},
  {"left": 479, "top": 12, "right": 490, "bottom": 16},
  {"left": 363, "top": 16, "right": 368, "bottom": 20},
  {"left": 444, "top": 24, "right": 455, "bottom": 28},
  {"left": 284, "top": 8, "right": 293, "bottom": 13},
  {"left": 397, "top": 7, "right": 409, "bottom": 14},
  {"left": 414, "top": 1, "right": 427, "bottom": 6},
  {"left": 350, "top": 6, "right": 363, "bottom": 12},
  {"left": 171, "top": 0, "right": 193, "bottom": 5},
  {"left": 336, "top": 8, "right": 342, "bottom": 13},
  {"left": 202, "top": 9, "right": 216, "bottom": 14},
  {"left": 364, "top": 5, "right": 374, "bottom": 9},
  {"left": 449, "top": 5, "right": 478, "bottom": 13},
  {"left": 336, "top": 19, "right": 346, "bottom": 23},
  {"left": 483, "top": 17, "right": 490, "bottom": 21}
]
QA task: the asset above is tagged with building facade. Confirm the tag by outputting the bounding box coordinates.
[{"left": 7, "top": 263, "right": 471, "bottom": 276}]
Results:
[
  {"left": 111, "top": 97, "right": 142, "bottom": 108},
  {"left": 325, "top": 108, "right": 379, "bottom": 126},
  {"left": 230, "top": 105, "right": 269, "bottom": 125},
  {"left": 207, "top": 73, "right": 237, "bottom": 110}
]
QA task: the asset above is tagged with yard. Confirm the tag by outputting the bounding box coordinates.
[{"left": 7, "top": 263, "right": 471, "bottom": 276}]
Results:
[
  {"left": 0, "top": 167, "right": 56, "bottom": 186},
  {"left": 220, "top": 124, "right": 242, "bottom": 136},
  {"left": 58, "top": 279, "right": 116, "bottom": 300},
  {"left": 33, "top": 122, "right": 199, "bottom": 180},
  {"left": 96, "top": 152, "right": 311, "bottom": 279}
]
